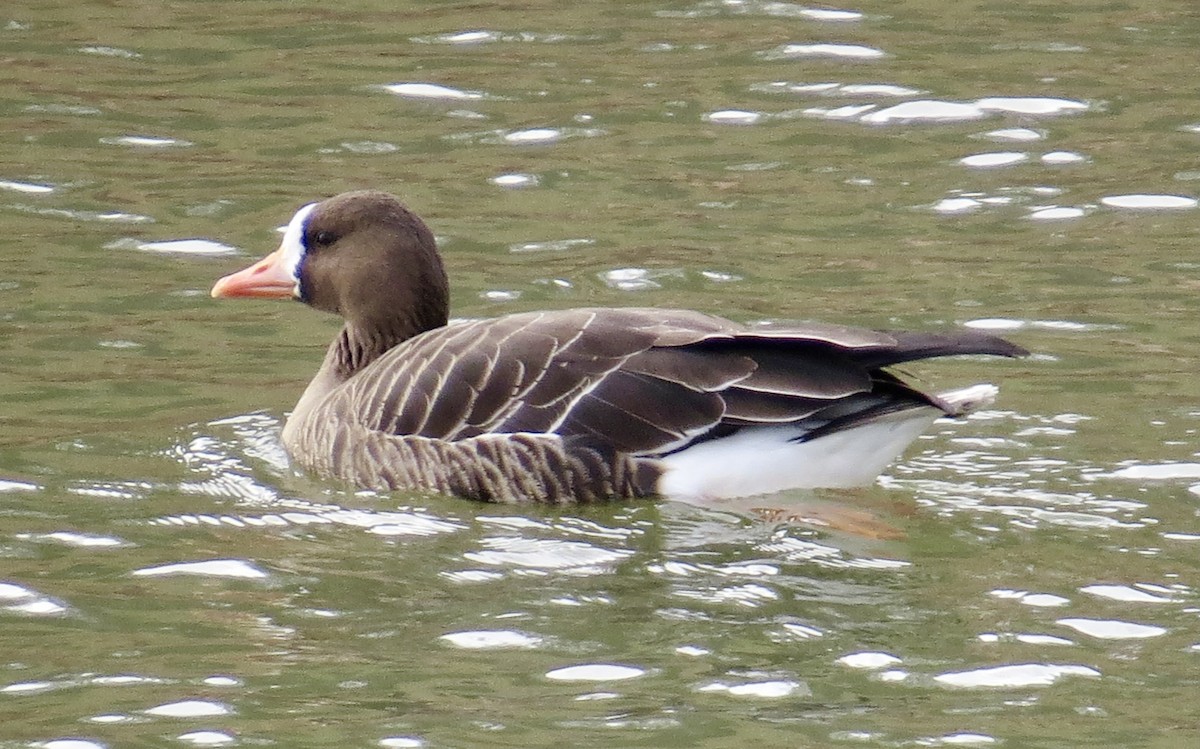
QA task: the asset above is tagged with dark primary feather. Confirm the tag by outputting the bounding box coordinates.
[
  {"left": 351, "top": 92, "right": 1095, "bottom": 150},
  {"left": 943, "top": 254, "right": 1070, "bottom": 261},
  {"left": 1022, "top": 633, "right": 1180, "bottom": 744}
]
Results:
[{"left": 327, "top": 307, "right": 1024, "bottom": 459}]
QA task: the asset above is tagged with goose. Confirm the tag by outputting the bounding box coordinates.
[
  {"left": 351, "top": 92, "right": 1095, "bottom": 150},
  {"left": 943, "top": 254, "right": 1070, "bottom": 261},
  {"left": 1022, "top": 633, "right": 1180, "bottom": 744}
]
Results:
[{"left": 211, "top": 190, "right": 1026, "bottom": 503}]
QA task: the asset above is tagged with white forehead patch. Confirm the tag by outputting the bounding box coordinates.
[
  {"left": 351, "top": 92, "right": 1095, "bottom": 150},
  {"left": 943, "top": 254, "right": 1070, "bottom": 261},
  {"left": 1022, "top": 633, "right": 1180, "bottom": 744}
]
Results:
[{"left": 278, "top": 202, "right": 318, "bottom": 289}]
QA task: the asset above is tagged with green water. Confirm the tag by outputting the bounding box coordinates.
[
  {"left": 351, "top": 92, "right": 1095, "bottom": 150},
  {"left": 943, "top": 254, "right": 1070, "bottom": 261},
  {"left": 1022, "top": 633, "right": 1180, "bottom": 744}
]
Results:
[{"left": 2, "top": 1, "right": 1200, "bottom": 746}]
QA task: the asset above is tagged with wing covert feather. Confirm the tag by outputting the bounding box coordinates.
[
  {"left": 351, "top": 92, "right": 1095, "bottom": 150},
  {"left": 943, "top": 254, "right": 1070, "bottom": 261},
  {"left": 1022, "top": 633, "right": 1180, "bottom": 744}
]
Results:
[{"left": 326, "top": 307, "right": 1019, "bottom": 461}]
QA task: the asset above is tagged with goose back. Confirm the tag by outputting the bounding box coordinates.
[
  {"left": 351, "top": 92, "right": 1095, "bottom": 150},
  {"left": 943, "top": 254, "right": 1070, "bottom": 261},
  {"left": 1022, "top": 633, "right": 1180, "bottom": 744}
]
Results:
[{"left": 282, "top": 307, "right": 1023, "bottom": 502}]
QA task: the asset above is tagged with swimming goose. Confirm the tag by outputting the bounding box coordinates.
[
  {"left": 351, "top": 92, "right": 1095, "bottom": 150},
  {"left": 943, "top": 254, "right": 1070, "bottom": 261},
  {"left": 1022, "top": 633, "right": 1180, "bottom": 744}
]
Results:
[{"left": 211, "top": 191, "right": 1025, "bottom": 503}]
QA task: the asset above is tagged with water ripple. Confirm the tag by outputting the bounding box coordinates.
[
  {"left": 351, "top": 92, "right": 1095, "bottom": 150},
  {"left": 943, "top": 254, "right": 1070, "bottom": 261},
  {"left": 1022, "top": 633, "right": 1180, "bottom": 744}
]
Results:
[
  {"left": 410, "top": 30, "right": 603, "bottom": 45},
  {"left": 445, "top": 126, "right": 606, "bottom": 146},
  {"left": 959, "top": 151, "right": 1028, "bottom": 168},
  {"left": 804, "top": 96, "right": 1088, "bottom": 125},
  {"left": 490, "top": 173, "right": 539, "bottom": 188},
  {"left": 661, "top": 1, "right": 862, "bottom": 21},
  {"left": 760, "top": 42, "right": 885, "bottom": 60},
  {"left": 1100, "top": 194, "right": 1197, "bottom": 210},
  {"left": 703, "top": 109, "right": 764, "bottom": 125},
  {"left": 1055, "top": 617, "right": 1167, "bottom": 640},
  {"left": 79, "top": 45, "right": 140, "bottom": 58},
  {"left": 465, "top": 537, "right": 632, "bottom": 571},
  {"left": 934, "top": 663, "right": 1100, "bottom": 688},
  {"left": 836, "top": 651, "right": 902, "bottom": 669},
  {"left": 0, "top": 178, "right": 54, "bottom": 194},
  {"left": 100, "top": 135, "right": 192, "bottom": 148},
  {"left": 697, "top": 678, "right": 806, "bottom": 698},
  {"left": 132, "top": 559, "right": 269, "bottom": 579},
  {"left": 178, "top": 731, "right": 236, "bottom": 746},
  {"left": 381, "top": 82, "right": 486, "bottom": 101},
  {"left": 144, "top": 699, "right": 232, "bottom": 717},
  {"left": 752, "top": 81, "right": 921, "bottom": 97},
  {"left": 4, "top": 203, "right": 154, "bottom": 223},
  {"left": 439, "top": 629, "right": 544, "bottom": 649},
  {"left": 545, "top": 663, "right": 645, "bottom": 681},
  {"left": 1080, "top": 583, "right": 1177, "bottom": 603},
  {"left": 1, "top": 581, "right": 70, "bottom": 617},
  {"left": 106, "top": 238, "right": 240, "bottom": 256}
]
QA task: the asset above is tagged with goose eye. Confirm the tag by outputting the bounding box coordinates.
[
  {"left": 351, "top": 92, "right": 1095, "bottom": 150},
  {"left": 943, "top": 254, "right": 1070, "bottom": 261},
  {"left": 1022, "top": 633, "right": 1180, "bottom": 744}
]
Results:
[{"left": 312, "top": 230, "right": 336, "bottom": 248}]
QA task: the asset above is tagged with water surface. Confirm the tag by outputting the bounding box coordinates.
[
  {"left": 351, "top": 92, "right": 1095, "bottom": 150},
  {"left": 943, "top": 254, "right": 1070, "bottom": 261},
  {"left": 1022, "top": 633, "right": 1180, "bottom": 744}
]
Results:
[{"left": 3, "top": 1, "right": 1200, "bottom": 747}]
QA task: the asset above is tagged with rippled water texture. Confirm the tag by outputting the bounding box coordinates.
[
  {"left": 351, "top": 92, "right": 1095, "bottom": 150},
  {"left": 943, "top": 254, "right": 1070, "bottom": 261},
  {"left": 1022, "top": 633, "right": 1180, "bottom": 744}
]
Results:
[{"left": 3, "top": 1, "right": 1200, "bottom": 747}]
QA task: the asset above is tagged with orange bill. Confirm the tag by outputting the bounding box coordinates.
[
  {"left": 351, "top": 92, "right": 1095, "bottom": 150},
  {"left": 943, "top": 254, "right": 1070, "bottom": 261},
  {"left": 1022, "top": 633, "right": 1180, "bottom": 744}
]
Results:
[{"left": 211, "top": 247, "right": 297, "bottom": 298}]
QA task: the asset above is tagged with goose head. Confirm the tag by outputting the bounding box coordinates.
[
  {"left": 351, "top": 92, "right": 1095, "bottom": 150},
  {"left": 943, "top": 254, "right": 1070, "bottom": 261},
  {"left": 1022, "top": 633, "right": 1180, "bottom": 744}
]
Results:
[{"left": 211, "top": 191, "right": 450, "bottom": 340}]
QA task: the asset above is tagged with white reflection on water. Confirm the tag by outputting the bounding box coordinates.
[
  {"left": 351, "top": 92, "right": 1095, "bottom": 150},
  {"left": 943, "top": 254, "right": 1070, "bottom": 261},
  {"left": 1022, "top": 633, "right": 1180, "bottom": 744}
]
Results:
[
  {"left": 79, "top": 45, "right": 140, "bottom": 58},
  {"left": 23, "top": 103, "right": 101, "bottom": 116},
  {"left": 935, "top": 733, "right": 998, "bottom": 746},
  {"left": 859, "top": 100, "right": 985, "bottom": 124},
  {"left": 978, "top": 632, "right": 1075, "bottom": 646},
  {"left": 932, "top": 197, "right": 984, "bottom": 215},
  {"left": 989, "top": 589, "right": 1070, "bottom": 607},
  {"left": 963, "top": 318, "right": 1119, "bottom": 332},
  {"left": 836, "top": 651, "right": 902, "bottom": 669},
  {"left": 0, "top": 478, "right": 41, "bottom": 492},
  {"left": 439, "top": 629, "right": 543, "bottom": 649},
  {"left": 803, "top": 96, "right": 1088, "bottom": 125},
  {"left": 934, "top": 663, "right": 1099, "bottom": 688},
  {"left": 4, "top": 203, "right": 154, "bottom": 223},
  {"left": 150, "top": 503, "right": 465, "bottom": 538},
  {"left": 378, "top": 738, "right": 425, "bottom": 748},
  {"left": 144, "top": 699, "right": 232, "bottom": 717},
  {"left": 509, "top": 237, "right": 594, "bottom": 253},
  {"left": 106, "top": 238, "right": 240, "bottom": 256},
  {"left": 1042, "top": 150, "right": 1087, "bottom": 164},
  {"left": 479, "top": 289, "right": 521, "bottom": 302},
  {"left": 503, "top": 128, "right": 562, "bottom": 144},
  {"left": 16, "top": 531, "right": 126, "bottom": 548},
  {"left": 545, "top": 663, "right": 645, "bottom": 681},
  {"left": 1028, "top": 206, "right": 1088, "bottom": 220},
  {"left": 445, "top": 126, "right": 606, "bottom": 146},
  {"left": 330, "top": 141, "right": 400, "bottom": 154},
  {"left": 67, "top": 480, "right": 155, "bottom": 500},
  {"left": 697, "top": 678, "right": 806, "bottom": 697},
  {"left": 177, "top": 731, "right": 235, "bottom": 746},
  {"left": 0, "top": 179, "right": 54, "bottom": 193},
  {"left": 100, "top": 135, "right": 192, "bottom": 148},
  {"left": 1055, "top": 617, "right": 1167, "bottom": 640},
  {"left": 959, "top": 151, "right": 1028, "bottom": 168},
  {"left": 885, "top": 405, "right": 1166, "bottom": 531},
  {"left": 1097, "top": 462, "right": 1200, "bottom": 480},
  {"left": 381, "top": 82, "right": 486, "bottom": 101},
  {"left": 37, "top": 740, "right": 107, "bottom": 749},
  {"left": 410, "top": 30, "right": 603, "bottom": 45},
  {"left": 5, "top": 674, "right": 170, "bottom": 699},
  {"left": 2, "top": 679, "right": 59, "bottom": 694},
  {"left": 673, "top": 582, "right": 779, "bottom": 607},
  {"left": 132, "top": 559, "right": 268, "bottom": 579},
  {"left": 766, "top": 619, "right": 823, "bottom": 641},
  {"left": 661, "top": 1, "right": 863, "bottom": 21},
  {"left": 1, "top": 580, "right": 69, "bottom": 617},
  {"left": 464, "top": 536, "right": 632, "bottom": 571},
  {"left": 598, "top": 267, "right": 689, "bottom": 291},
  {"left": 1080, "top": 583, "right": 1177, "bottom": 603},
  {"left": 490, "top": 172, "right": 539, "bottom": 188},
  {"left": 760, "top": 43, "right": 886, "bottom": 60},
  {"left": 983, "top": 127, "right": 1043, "bottom": 141},
  {"left": 752, "top": 81, "right": 921, "bottom": 97},
  {"left": 1100, "top": 194, "right": 1198, "bottom": 209},
  {"left": 703, "top": 109, "right": 763, "bottom": 125},
  {"left": 756, "top": 534, "right": 909, "bottom": 570}
]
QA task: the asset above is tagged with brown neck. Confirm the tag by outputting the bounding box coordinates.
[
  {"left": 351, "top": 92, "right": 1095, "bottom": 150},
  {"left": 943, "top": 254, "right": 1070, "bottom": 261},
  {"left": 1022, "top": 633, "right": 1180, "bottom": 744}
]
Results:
[{"left": 331, "top": 309, "right": 446, "bottom": 381}]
